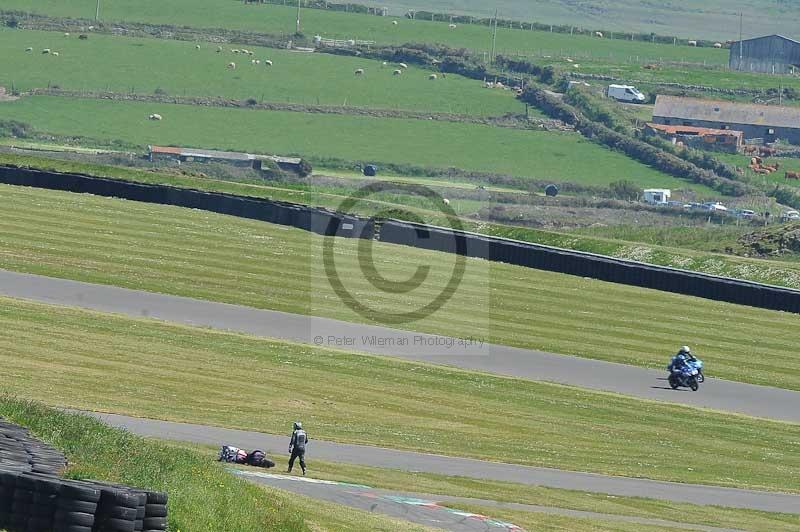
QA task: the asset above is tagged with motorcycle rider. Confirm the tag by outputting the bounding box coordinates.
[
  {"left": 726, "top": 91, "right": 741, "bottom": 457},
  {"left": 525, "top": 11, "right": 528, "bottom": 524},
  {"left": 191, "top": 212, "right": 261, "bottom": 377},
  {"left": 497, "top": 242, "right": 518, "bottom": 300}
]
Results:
[
  {"left": 288, "top": 421, "right": 308, "bottom": 476},
  {"left": 668, "top": 346, "right": 692, "bottom": 372}
]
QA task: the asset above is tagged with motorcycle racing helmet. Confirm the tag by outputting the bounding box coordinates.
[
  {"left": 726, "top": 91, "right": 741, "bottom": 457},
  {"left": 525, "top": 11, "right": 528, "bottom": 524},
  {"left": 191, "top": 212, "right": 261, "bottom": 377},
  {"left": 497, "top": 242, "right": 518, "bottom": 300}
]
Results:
[
  {"left": 293, "top": 421, "right": 303, "bottom": 430},
  {"left": 679, "top": 346, "right": 691, "bottom": 354}
]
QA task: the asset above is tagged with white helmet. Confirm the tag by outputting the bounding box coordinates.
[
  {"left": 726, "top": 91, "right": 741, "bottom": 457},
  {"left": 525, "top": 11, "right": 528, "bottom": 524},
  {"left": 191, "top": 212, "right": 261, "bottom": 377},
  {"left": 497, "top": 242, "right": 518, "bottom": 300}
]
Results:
[
  {"left": 293, "top": 421, "right": 302, "bottom": 430},
  {"left": 679, "top": 346, "right": 691, "bottom": 354}
]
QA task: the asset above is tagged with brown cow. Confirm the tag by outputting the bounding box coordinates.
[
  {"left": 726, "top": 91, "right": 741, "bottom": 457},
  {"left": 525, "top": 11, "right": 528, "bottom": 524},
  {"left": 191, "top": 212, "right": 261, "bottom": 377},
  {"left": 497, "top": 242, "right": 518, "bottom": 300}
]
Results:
[
  {"left": 754, "top": 168, "right": 771, "bottom": 174},
  {"left": 743, "top": 145, "right": 758, "bottom": 155},
  {"left": 786, "top": 171, "right": 800, "bottom": 180},
  {"left": 760, "top": 146, "right": 777, "bottom": 156}
]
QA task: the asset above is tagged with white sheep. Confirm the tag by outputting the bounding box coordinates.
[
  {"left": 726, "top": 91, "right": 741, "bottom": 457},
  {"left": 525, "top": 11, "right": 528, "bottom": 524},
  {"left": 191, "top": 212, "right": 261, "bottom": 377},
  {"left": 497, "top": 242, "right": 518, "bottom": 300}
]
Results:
[
  {"left": 42, "top": 48, "right": 51, "bottom": 54},
  {"left": 216, "top": 46, "right": 223, "bottom": 53},
  {"left": 248, "top": 51, "right": 254, "bottom": 56},
  {"left": 148, "top": 113, "right": 162, "bottom": 121},
  {"left": 428, "top": 73, "right": 437, "bottom": 80},
  {"left": 393, "top": 69, "right": 402, "bottom": 75},
  {"left": 713, "top": 42, "right": 722, "bottom": 48},
  {"left": 232, "top": 49, "right": 240, "bottom": 53},
  {"left": 398, "top": 62, "right": 408, "bottom": 69},
  {"left": 392, "top": 20, "right": 398, "bottom": 25},
  {"left": 52, "top": 52, "right": 59, "bottom": 57},
  {"left": 688, "top": 40, "right": 697, "bottom": 46},
  {"left": 64, "top": 32, "right": 70, "bottom": 37},
  {"left": 264, "top": 60, "right": 273, "bottom": 66},
  {"left": 355, "top": 68, "right": 364, "bottom": 75},
  {"left": 251, "top": 59, "right": 257, "bottom": 64},
  {"left": 443, "top": 198, "right": 450, "bottom": 205},
  {"left": 595, "top": 31, "right": 603, "bottom": 38},
  {"left": 255, "top": 59, "right": 260, "bottom": 64},
  {"left": 227, "top": 62, "right": 236, "bottom": 69},
  {"left": 382, "top": 61, "right": 388, "bottom": 66},
  {"left": 448, "top": 23, "right": 457, "bottom": 29},
  {"left": 196, "top": 44, "right": 201, "bottom": 49},
  {"left": 25, "top": 47, "right": 32, "bottom": 52}
]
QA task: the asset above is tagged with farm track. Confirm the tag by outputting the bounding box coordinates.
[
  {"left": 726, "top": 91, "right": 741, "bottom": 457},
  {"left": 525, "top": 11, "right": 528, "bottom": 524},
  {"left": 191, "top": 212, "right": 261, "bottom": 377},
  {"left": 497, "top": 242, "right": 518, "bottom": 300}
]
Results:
[{"left": 24, "top": 88, "right": 565, "bottom": 131}]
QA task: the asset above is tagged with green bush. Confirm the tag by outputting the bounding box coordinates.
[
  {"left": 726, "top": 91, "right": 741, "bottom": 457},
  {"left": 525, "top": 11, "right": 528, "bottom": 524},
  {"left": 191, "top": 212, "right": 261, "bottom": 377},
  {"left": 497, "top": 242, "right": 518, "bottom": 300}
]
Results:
[{"left": 609, "top": 179, "right": 641, "bottom": 200}]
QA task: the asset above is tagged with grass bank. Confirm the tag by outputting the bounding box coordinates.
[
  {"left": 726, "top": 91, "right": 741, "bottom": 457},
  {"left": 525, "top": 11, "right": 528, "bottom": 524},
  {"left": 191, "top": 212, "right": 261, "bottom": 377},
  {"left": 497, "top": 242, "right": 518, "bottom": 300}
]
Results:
[
  {"left": 0, "top": 298, "right": 799, "bottom": 492},
  {"left": 0, "top": 183, "right": 799, "bottom": 389},
  {"left": 0, "top": 398, "right": 428, "bottom": 532}
]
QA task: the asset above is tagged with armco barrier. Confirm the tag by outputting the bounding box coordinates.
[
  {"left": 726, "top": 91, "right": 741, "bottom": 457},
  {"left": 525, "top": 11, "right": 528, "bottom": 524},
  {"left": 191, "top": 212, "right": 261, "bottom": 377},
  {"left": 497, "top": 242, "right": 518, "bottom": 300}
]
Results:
[
  {"left": 379, "top": 220, "right": 800, "bottom": 314},
  {"left": 0, "top": 166, "right": 374, "bottom": 240}
]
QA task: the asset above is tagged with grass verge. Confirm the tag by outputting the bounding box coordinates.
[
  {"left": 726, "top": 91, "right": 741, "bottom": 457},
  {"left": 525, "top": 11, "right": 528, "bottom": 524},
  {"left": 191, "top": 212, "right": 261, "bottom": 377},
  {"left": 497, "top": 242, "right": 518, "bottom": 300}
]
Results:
[
  {"left": 0, "top": 297, "right": 798, "bottom": 491},
  {"left": 0, "top": 398, "right": 433, "bottom": 532}
]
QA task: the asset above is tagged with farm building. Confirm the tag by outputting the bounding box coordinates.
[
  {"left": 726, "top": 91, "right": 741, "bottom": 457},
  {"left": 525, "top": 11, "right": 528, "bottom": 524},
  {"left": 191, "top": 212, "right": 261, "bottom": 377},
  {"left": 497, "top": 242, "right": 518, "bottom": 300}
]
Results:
[
  {"left": 644, "top": 123, "right": 743, "bottom": 152},
  {"left": 651, "top": 96, "right": 800, "bottom": 144},
  {"left": 148, "top": 145, "right": 304, "bottom": 173},
  {"left": 729, "top": 35, "right": 800, "bottom": 74}
]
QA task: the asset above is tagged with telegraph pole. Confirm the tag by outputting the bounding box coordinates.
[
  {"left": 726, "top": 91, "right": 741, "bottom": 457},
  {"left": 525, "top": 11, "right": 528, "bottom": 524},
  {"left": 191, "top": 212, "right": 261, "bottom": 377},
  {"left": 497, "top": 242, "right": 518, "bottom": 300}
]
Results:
[
  {"left": 739, "top": 12, "right": 743, "bottom": 63},
  {"left": 95, "top": 0, "right": 100, "bottom": 21},
  {"left": 296, "top": 0, "right": 301, "bottom": 34},
  {"left": 490, "top": 9, "right": 498, "bottom": 63}
]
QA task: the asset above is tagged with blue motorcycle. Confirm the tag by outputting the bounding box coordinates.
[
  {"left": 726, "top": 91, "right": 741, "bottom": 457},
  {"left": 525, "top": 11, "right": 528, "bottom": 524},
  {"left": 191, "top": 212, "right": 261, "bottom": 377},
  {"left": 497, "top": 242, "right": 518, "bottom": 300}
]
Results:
[
  {"left": 685, "top": 356, "right": 704, "bottom": 383},
  {"left": 667, "top": 366, "right": 700, "bottom": 391}
]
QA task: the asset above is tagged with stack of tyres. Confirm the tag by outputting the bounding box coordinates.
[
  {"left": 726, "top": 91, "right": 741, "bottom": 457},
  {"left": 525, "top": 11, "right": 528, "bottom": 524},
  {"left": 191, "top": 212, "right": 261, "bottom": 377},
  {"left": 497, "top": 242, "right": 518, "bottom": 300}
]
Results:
[
  {"left": 143, "top": 491, "right": 168, "bottom": 532},
  {"left": 0, "top": 469, "right": 18, "bottom": 530},
  {"left": 24, "top": 473, "right": 62, "bottom": 532},
  {"left": 55, "top": 481, "right": 101, "bottom": 532},
  {"left": 92, "top": 483, "right": 142, "bottom": 532}
]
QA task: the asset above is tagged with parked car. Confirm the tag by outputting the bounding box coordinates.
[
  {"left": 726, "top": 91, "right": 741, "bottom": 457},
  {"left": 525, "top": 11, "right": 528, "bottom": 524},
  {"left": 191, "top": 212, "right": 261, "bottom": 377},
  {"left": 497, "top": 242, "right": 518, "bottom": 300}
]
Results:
[
  {"left": 782, "top": 210, "right": 800, "bottom": 221},
  {"left": 703, "top": 202, "right": 728, "bottom": 212}
]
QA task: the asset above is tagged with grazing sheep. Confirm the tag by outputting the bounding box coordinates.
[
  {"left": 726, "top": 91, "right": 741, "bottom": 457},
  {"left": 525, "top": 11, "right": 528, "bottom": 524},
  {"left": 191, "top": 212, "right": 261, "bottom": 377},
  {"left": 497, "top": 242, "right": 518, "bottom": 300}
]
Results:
[
  {"left": 594, "top": 31, "right": 603, "bottom": 38},
  {"left": 64, "top": 32, "right": 70, "bottom": 37},
  {"left": 398, "top": 63, "right": 408, "bottom": 69},
  {"left": 448, "top": 23, "right": 457, "bottom": 29},
  {"left": 248, "top": 51, "right": 254, "bottom": 56},
  {"left": 227, "top": 62, "right": 236, "bottom": 69},
  {"left": 255, "top": 59, "right": 260, "bottom": 64},
  {"left": 232, "top": 49, "right": 240, "bottom": 53},
  {"left": 148, "top": 114, "right": 162, "bottom": 121},
  {"left": 251, "top": 59, "right": 257, "bottom": 64},
  {"left": 42, "top": 48, "right": 51, "bottom": 54},
  {"left": 196, "top": 44, "right": 201, "bottom": 49},
  {"left": 713, "top": 42, "right": 722, "bottom": 48},
  {"left": 393, "top": 69, "right": 402, "bottom": 75},
  {"left": 25, "top": 47, "right": 32, "bottom": 52},
  {"left": 688, "top": 40, "right": 697, "bottom": 46},
  {"left": 264, "top": 60, "right": 273, "bottom": 66},
  {"left": 216, "top": 46, "right": 223, "bottom": 52},
  {"left": 428, "top": 73, "right": 437, "bottom": 80},
  {"left": 355, "top": 68, "right": 364, "bottom": 75},
  {"left": 382, "top": 61, "right": 388, "bottom": 66},
  {"left": 442, "top": 198, "right": 450, "bottom": 205},
  {"left": 392, "top": 20, "right": 398, "bottom": 25},
  {"left": 52, "top": 52, "right": 59, "bottom": 57}
]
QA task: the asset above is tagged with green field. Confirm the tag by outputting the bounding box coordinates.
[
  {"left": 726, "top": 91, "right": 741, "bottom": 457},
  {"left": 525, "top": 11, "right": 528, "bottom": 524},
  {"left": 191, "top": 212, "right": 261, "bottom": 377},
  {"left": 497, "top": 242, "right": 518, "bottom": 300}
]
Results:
[
  {"left": 0, "top": 183, "right": 798, "bottom": 389},
  {"left": 0, "top": 400, "right": 429, "bottom": 532},
  {"left": 0, "top": 28, "right": 523, "bottom": 117},
  {"left": 0, "top": 95, "right": 699, "bottom": 188},
  {"left": 1, "top": 298, "right": 799, "bottom": 492},
  {"left": 2, "top": 0, "right": 728, "bottom": 63}
]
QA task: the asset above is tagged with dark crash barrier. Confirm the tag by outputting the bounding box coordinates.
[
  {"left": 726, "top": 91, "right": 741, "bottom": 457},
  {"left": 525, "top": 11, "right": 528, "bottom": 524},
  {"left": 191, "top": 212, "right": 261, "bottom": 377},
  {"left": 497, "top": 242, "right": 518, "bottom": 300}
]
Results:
[
  {"left": 379, "top": 220, "right": 800, "bottom": 314},
  {"left": 0, "top": 166, "right": 374, "bottom": 240}
]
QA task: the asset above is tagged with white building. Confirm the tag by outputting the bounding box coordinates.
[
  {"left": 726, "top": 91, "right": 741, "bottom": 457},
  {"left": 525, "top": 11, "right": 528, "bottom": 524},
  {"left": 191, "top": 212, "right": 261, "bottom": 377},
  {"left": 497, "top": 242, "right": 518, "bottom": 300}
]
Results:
[{"left": 643, "top": 189, "right": 671, "bottom": 205}]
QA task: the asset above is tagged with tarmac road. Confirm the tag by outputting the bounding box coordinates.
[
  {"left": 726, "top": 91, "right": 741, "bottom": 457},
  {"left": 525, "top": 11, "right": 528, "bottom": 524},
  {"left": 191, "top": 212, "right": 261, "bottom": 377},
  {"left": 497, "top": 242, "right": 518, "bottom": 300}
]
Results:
[
  {"left": 233, "top": 470, "right": 741, "bottom": 532},
  {"left": 4, "top": 269, "right": 800, "bottom": 422},
  {"left": 83, "top": 412, "right": 800, "bottom": 514}
]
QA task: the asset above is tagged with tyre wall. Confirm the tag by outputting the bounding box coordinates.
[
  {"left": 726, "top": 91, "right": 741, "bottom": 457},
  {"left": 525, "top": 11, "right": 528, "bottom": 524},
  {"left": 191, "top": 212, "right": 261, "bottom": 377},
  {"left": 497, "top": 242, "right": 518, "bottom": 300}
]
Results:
[
  {"left": 379, "top": 220, "right": 800, "bottom": 313},
  {"left": 0, "top": 166, "right": 374, "bottom": 240}
]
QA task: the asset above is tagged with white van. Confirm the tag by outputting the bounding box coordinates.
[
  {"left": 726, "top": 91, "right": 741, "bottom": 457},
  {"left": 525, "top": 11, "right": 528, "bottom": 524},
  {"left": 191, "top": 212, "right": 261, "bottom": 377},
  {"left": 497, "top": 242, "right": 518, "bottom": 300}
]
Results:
[{"left": 607, "top": 84, "right": 646, "bottom": 103}]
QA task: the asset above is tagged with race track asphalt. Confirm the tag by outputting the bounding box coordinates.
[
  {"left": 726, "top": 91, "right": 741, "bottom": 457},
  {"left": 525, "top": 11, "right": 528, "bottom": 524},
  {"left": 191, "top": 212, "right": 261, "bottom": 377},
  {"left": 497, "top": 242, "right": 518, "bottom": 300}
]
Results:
[
  {"left": 4, "top": 269, "right": 799, "bottom": 422},
  {"left": 83, "top": 412, "right": 800, "bottom": 514},
  {"left": 232, "top": 470, "right": 741, "bottom": 532}
]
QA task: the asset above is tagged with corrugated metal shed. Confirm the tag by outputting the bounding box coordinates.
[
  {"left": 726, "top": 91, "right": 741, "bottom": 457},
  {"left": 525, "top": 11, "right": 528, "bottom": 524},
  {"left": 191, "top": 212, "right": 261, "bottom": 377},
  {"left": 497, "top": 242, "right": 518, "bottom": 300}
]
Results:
[
  {"left": 729, "top": 34, "right": 800, "bottom": 73},
  {"left": 653, "top": 96, "right": 800, "bottom": 129}
]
